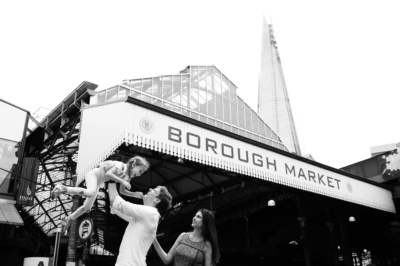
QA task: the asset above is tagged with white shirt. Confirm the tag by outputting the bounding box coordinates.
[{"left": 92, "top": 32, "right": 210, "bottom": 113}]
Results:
[{"left": 112, "top": 196, "right": 160, "bottom": 266}]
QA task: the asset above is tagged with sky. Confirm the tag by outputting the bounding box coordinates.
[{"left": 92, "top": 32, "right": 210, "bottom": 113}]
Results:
[{"left": 1, "top": 0, "right": 400, "bottom": 169}]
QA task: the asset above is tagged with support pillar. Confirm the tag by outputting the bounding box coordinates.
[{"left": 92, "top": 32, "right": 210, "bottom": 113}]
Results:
[
  {"left": 298, "top": 217, "right": 311, "bottom": 266},
  {"left": 51, "top": 227, "right": 62, "bottom": 266},
  {"left": 327, "top": 222, "right": 339, "bottom": 266},
  {"left": 244, "top": 216, "right": 250, "bottom": 246},
  {"left": 66, "top": 195, "right": 83, "bottom": 266},
  {"left": 209, "top": 191, "right": 214, "bottom": 211},
  {"left": 338, "top": 220, "right": 353, "bottom": 266}
]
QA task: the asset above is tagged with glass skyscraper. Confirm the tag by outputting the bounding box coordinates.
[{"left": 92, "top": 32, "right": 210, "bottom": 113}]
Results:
[{"left": 258, "top": 18, "right": 301, "bottom": 155}]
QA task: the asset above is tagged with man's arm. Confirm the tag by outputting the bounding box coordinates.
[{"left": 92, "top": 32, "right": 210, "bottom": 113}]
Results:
[
  {"left": 110, "top": 206, "right": 131, "bottom": 222},
  {"left": 108, "top": 183, "right": 119, "bottom": 206},
  {"left": 108, "top": 183, "right": 156, "bottom": 220},
  {"left": 108, "top": 183, "right": 131, "bottom": 222}
]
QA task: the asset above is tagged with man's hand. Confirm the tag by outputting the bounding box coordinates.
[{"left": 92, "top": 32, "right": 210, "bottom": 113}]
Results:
[{"left": 108, "top": 183, "right": 118, "bottom": 205}]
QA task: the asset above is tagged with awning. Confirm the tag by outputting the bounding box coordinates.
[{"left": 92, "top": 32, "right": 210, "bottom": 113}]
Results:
[
  {"left": 76, "top": 100, "right": 396, "bottom": 213},
  {"left": 0, "top": 202, "right": 24, "bottom": 226}
]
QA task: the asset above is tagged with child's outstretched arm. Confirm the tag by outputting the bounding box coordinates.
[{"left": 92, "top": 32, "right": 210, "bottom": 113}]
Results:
[
  {"left": 105, "top": 167, "right": 131, "bottom": 190},
  {"left": 119, "top": 185, "right": 143, "bottom": 199}
]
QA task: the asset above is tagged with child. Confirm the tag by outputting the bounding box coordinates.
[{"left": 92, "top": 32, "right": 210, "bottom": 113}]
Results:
[{"left": 50, "top": 156, "right": 150, "bottom": 229}]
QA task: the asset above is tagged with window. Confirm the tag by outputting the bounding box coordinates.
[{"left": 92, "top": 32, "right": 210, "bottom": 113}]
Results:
[{"left": 106, "top": 87, "right": 118, "bottom": 101}]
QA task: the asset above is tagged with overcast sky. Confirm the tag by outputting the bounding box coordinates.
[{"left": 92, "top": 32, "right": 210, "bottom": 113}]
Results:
[{"left": 1, "top": 0, "right": 399, "bottom": 169}]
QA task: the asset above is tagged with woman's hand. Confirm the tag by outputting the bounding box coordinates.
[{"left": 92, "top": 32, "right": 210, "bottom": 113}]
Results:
[{"left": 153, "top": 233, "right": 184, "bottom": 265}]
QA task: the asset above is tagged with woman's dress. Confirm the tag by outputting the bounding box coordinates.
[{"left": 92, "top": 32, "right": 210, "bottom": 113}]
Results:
[{"left": 174, "top": 233, "right": 206, "bottom": 266}]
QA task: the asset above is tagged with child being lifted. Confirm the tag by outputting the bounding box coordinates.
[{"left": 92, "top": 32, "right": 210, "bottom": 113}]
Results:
[{"left": 50, "top": 156, "right": 150, "bottom": 229}]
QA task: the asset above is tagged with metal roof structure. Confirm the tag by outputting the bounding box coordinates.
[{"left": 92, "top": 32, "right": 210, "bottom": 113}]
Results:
[
  {"left": 22, "top": 81, "right": 97, "bottom": 235},
  {"left": 107, "top": 65, "right": 288, "bottom": 151}
]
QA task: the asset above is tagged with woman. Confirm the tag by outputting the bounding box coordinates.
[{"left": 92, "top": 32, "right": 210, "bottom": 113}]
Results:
[
  {"left": 153, "top": 209, "right": 220, "bottom": 266},
  {"left": 50, "top": 156, "right": 150, "bottom": 229}
]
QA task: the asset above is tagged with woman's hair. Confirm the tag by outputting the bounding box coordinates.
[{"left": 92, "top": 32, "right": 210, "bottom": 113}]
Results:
[
  {"left": 199, "top": 209, "right": 220, "bottom": 265},
  {"left": 127, "top": 156, "right": 150, "bottom": 173},
  {"left": 155, "top": 186, "right": 172, "bottom": 212}
]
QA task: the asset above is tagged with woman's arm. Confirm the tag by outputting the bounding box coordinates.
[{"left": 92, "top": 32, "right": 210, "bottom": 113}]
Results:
[
  {"left": 153, "top": 233, "right": 184, "bottom": 265},
  {"left": 203, "top": 241, "right": 213, "bottom": 266},
  {"left": 105, "top": 167, "right": 131, "bottom": 190},
  {"left": 108, "top": 183, "right": 153, "bottom": 220}
]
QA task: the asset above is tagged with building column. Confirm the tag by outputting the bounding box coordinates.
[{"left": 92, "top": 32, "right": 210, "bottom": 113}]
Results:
[
  {"left": 338, "top": 220, "right": 353, "bottom": 266},
  {"left": 244, "top": 216, "right": 250, "bottom": 246},
  {"left": 327, "top": 222, "right": 339, "bottom": 266},
  {"left": 66, "top": 195, "right": 82, "bottom": 266},
  {"left": 51, "top": 227, "right": 62, "bottom": 266},
  {"left": 298, "top": 217, "right": 311, "bottom": 266}
]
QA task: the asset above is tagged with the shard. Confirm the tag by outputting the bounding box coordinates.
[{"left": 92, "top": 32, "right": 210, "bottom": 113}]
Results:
[{"left": 258, "top": 17, "right": 301, "bottom": 155}]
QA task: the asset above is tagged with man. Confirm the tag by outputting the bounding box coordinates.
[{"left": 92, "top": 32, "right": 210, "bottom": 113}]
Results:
[{"left": 108, "top": 183, "right": 172, "bottom": 266}]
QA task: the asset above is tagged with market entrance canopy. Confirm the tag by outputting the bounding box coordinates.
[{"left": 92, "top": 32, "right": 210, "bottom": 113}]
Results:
[{"left": 76, "top": 98, "right": 396, "bottom": 213}]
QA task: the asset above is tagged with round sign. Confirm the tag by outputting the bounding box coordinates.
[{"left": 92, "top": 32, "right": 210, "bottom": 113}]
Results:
[
  {"left": 78, "top": 218, "right": 93, "bottom": 241},
  {"left": 346, "top": 182, "right": 353, "bottom": 194},
  {"left": 139, "top": 117, "right": 154, "bottom": 134}
]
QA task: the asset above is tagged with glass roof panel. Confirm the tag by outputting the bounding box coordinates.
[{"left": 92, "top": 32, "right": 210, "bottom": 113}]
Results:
[{"left": 111, "top": 66, "right": 288, "bottom": 152}]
